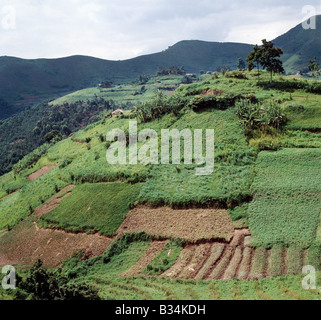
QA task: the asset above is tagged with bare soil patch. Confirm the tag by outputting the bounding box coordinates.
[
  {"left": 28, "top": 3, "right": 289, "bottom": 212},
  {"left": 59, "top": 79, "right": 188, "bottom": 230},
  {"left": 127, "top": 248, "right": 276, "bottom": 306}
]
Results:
[
  {"left": 0, "top": 184, "right": 112, "bottom": 268},
  {"left": 0, "top": 219, "right": 112, "bottom": 268},
  {"left": 179, "top": 243, "right": 211, "bottom": 279},
  {"left": 162, "top": 246, "right": 195, "bottom": 278},
  {"left": 117, "top": 206, "right": 235, "bottom": 243},
  {"left": 203, "top": 88, "right": 224, "bottom": 96},
  {"left": 28, "top": 165, "right": 57, "bottom": 181}
]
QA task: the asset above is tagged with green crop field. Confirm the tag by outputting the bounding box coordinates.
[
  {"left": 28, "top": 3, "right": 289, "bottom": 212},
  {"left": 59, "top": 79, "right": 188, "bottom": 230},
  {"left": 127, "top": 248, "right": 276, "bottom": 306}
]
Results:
[
  {"left": 39, "top": 182, "right": 142, "bottom": 235},
  {"left": 248, "top": 148, "right": 321, "bottom": 248},
  {"left": 0, "top": 169, "right": 67, "bottom": 230}
]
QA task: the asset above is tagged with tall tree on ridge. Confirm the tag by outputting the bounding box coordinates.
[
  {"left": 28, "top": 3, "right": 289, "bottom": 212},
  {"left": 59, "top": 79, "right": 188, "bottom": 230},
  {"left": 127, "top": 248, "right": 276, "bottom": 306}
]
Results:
[
  {"left": 247, "top": 44, "right": 264, "bottom": 83},
  {"left": 260, "top": 39, "right": 284, "bottom": 83}
]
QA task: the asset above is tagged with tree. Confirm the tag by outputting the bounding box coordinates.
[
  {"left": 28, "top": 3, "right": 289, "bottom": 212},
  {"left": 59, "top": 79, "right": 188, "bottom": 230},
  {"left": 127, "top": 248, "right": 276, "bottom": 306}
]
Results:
[
  {"left": 246, "top": 44, "right": 264, "bottom": 83},
  {"left": 309, "top": 57, "right": 320, "bottom": 80},
  {"left": 18, "top": 260, "right": 101, "bottom": 300},
  {"left": 247, "top": 40, "right": 284, "bottom": 84},
  {"left": 237, "top": 58, "right": 246, "bottom": 70},
  {"left": 44, "top": 130, "right": 63, "bottom": 143},
  {"left": 260, "top": 39, "right": 284, "bottom": 83}
]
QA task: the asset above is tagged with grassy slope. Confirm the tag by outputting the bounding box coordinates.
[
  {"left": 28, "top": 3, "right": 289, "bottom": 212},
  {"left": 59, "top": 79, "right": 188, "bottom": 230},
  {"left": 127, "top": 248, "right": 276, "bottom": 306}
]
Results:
[
  {"left": 38, "top": 182, "right": 142, "bottom": 235},
  {"left": 67, "top": 241, "right": 321, "bottom": 300},
  {"left": 249, "top": 148, "right": 321, "bottom": 248},
  {"left": 0, "top": 71, "right": 321, "bottom": 299},
  {"left": 0, "top": 75, "right": 188, "bottom": 176}
]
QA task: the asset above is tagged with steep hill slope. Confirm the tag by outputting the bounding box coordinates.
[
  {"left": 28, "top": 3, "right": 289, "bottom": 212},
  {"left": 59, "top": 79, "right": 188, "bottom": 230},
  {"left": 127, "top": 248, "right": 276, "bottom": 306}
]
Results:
[
  {"left": 275, "top": 15, "right": 321, "bottom": 73},
  {"left": 0, "top": 71, "right": 321, "bottom": 300}
]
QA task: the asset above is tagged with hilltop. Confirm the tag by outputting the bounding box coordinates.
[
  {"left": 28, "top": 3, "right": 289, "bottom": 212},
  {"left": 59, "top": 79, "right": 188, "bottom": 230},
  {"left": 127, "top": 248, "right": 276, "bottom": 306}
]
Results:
[{"left": 0, "top": 15, "right": 320, "bottom": 119}]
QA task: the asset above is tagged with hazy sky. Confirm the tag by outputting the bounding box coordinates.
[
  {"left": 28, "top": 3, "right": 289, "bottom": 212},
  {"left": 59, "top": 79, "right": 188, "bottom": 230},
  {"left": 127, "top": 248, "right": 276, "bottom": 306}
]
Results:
[{"left": 0, "top": 0, "right": 320, "bottom": 60}]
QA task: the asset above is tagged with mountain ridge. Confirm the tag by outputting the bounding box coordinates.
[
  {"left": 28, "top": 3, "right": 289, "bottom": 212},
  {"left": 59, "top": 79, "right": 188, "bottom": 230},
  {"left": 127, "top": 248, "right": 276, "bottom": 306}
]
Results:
[{"left": 0, "top": 15, "right": 320, "bottom": 119}]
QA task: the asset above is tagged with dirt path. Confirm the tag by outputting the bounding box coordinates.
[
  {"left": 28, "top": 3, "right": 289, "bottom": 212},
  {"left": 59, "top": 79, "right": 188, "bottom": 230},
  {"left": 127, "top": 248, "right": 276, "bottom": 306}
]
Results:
[
  {"left": 120, "top": 241, "right": 168, "bottom": 277},
  {"left": 179, "top": 243, "right": 211, "bottom": 279},
  {"left": 0, "top": 190, "right": 20, "bottom": 202},
  {"left": 163, "top": 246, "right": 195, "bottom": 278},
  {"left": 34, "top": 185, "right": 75, "bottom": 219},
  {"left": 28, "top": 165, "right": 57, "bottom": 181}
]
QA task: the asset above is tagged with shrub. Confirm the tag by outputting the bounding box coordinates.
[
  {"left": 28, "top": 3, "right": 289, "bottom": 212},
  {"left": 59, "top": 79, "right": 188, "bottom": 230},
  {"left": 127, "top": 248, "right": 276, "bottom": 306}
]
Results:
[
  {"left": 236, "top": 100, "right": 287, "bottom": 134},
  {"left": 225, "top": 70, "right": 248, "bottom": 80},
  {"left": 103, "top": 232, "right": 152, "bottom": 263},
  {"left": 284, "top": 103, "right": 305, "bottom": 113},
  {"left": 249, "top": 136, "right": 281, "bottom": 151},
  {"left": 18, "top": 260, "right": 100, "bottom": 300},
  {"left": 189, "top": 95, "right": 240, "bottom": 112},
  {"left": 135, "top": 91, "right": 188, "bottom": 122},
  {"left": 12, "top": 144, "right": 50, "bottom": 174}
]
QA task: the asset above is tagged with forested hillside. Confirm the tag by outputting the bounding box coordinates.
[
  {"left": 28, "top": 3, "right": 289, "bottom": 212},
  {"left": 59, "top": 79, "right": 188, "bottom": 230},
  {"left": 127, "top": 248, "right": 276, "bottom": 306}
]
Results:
[{"left": 0, "top": 15, "right": 320, "bottom": 120}]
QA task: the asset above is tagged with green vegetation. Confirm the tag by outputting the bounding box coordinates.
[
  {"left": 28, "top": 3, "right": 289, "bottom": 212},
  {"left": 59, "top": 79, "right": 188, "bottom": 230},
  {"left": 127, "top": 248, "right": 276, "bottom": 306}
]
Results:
[
  {"left": 39, "top": 183, "right": 142, "bottom": 235},
  {"left": 144, "top": 241, "right": 183, "bottom": 275},
  {"left": 247, "top": 39, "right": 284, "bottom": 83},
  {"left": 0, "top": 98, "right": 121, "bottom": 176},
  {"left": 16, "top": 259, "right": 100, "bottom": 300},
  {"left": 10, "top": 241, "right": 319, "bottom": 301},
  {"left": 0, "top": 57, "right": 321, "bottom": 301},
  {"left": 0, "top": 169, "right": 67, "bottom": 230},
  {"left": 248, "top": 149, "right": 321, "bottom": 248}
]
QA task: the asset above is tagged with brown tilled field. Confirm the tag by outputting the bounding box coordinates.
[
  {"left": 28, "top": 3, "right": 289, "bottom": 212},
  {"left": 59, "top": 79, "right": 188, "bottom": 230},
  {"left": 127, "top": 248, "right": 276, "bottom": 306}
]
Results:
[
  {"left": 116, "top": 206, "right": 235, "bottom": 243},
  {"left": 0, "top": 219, "right": 112, "bottom": 268},
  {"left": 0, "top": 185, "right": 111, "bottom": 268},
  {"left": 118, "top": 228, "right": 314, "bottom": 281}
]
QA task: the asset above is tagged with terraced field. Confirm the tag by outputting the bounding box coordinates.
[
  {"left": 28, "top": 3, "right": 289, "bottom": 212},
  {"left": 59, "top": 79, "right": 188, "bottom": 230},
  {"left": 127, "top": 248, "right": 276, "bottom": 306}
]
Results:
[
  {"left": 118, "top": 229, "right": 318, "bottom": 281},
  {"left": 1, "top": 71, "right": 321, "bottom": 300},
  {"left": 117, "top": 207, "right": 235, "bottom": 243}
]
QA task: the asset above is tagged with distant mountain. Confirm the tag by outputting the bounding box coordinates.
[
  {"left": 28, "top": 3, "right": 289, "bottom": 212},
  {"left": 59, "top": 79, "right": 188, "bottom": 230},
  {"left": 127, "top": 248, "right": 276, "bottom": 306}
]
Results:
[
  {"left": 0, "top": 42, "right": 252, "bottom": 119},
  {"left": 0, "top": 15, "right": 320, "bottom": 119},
  {"left": 274, "top": 14, "right": 321, "bottom": 73}
]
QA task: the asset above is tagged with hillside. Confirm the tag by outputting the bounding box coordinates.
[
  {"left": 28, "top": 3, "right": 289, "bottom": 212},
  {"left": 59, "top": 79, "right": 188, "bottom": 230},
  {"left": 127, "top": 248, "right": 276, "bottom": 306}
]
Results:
[
  {"left": 0, "top": 42, "right": 252, "bottom": 119},
  {"left": 1, "top": 15, "right": 320, "bottom": 120},
  {"left": 0, "top": 70, "right": 321, "bottom": 300},
  {"left": 275, "top": 14, "right": 321, "bottom": 73},
  {"left": 0, "top": 75, "right": 187, "bottom": 176}
]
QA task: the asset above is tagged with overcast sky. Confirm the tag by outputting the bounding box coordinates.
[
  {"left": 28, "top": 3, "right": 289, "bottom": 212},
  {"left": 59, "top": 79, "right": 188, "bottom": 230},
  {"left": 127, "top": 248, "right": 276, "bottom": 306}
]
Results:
[{"left": 0, "top": 0, "right": 320, "bottom": 60}]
